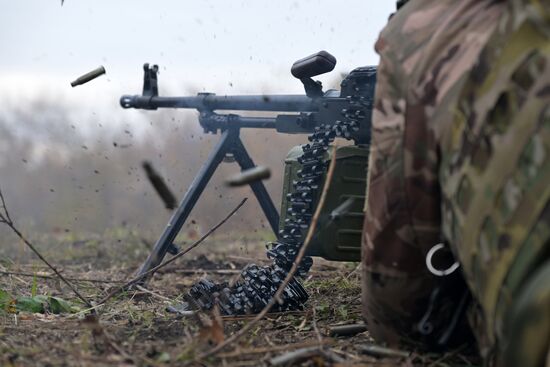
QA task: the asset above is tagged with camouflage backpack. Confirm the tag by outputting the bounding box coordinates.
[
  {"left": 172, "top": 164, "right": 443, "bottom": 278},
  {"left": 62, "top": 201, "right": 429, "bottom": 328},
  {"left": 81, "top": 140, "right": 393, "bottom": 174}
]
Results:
[{"left": 439, "top": 1, "right": 550, "bottom": 365}]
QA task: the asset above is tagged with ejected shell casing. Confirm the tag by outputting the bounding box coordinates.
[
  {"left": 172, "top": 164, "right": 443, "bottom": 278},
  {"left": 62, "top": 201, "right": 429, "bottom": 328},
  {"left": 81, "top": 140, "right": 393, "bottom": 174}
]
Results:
[
  {"left": 70, "top": 66, "right": 106, "bottom": 87},
  {"left": 226, "top": 166, "right": 271, "bottom": 187},
  {"left": 358, "top": 344, "right": 411, "bottom": 359},
  {"left": 142, "top": 161, "right": 178, "bottom": 210}
]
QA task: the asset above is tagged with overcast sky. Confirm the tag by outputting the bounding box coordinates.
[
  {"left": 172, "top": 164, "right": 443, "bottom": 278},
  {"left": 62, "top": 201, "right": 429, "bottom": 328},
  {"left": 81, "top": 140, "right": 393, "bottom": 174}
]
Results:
[
  {"left": 0, "top": 0, "right": 394, "bottom": 134},
  {"left": 0, "top": 1, "right": 396, "bottom": 231}
]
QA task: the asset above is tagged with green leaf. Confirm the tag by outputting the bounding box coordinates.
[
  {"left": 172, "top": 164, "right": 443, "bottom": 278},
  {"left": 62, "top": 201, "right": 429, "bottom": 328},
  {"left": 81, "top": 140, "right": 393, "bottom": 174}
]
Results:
[
  {"left": 34, "top": 295, "right": 49, "bottom": 303},
  {"left": 49, "top": 296, "right": 75, "bottom": 314},
  {"left": 5, "top": 292, "right": 77, "bottom": 314},
  {"left": 16, "top": 296, "right": 46, "bottom": 313}
]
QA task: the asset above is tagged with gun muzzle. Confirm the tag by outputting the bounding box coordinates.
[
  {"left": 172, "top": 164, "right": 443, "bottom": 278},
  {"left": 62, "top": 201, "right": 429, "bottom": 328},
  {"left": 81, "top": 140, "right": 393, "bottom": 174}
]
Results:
[{"left": 71, "top": 66, "right": 106, "bottom": 87}]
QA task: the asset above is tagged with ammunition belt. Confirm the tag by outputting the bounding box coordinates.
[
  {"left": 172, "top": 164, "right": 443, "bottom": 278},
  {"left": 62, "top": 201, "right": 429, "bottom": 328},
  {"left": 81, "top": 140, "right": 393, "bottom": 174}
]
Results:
[
  {"left": 187, "top": 119, "right": 360, "bottom": 315},
  {"left": 188, "top": 66, "right": 375, "bottom": 315}
]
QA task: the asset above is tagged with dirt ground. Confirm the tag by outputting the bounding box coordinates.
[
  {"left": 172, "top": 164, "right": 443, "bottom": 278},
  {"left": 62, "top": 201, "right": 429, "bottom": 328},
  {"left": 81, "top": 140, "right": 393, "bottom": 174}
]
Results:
[{"left": 0, "top": 228, "right": 479, "bottom": 366}]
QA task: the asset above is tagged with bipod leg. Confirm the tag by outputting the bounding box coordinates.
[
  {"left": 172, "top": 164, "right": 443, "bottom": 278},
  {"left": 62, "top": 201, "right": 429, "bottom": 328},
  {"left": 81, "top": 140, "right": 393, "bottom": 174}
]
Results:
[
  {"left": 232, "top": 137, "right": 280, "bottom": 236},
  {"left": 136, "top": 129, "right": 237, "bottom": 281}
]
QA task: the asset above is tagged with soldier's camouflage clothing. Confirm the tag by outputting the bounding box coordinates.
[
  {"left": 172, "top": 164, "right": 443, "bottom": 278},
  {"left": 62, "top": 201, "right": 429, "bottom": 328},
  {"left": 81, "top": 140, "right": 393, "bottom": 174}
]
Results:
[{"left": 362, "top": 0, "right": 549, "bottom": 365}]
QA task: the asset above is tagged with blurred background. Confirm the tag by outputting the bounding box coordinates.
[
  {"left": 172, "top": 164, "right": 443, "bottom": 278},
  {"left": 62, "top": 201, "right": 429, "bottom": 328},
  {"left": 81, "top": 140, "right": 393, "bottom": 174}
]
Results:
[{"left": 0, "top": 0, "right": 393, "bottom": 241}]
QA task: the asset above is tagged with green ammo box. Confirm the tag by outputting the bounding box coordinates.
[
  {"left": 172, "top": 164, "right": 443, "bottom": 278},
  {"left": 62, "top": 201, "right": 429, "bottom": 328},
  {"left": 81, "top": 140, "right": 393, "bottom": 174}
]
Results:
[{"left": 279, "top": 145, "right": 369, "bottom": 262}]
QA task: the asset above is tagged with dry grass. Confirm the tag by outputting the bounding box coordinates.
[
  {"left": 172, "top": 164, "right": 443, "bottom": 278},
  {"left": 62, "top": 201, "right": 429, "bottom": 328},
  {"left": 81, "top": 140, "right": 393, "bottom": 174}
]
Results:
[{"left": 0, "top": 230, "right": 479, "bottom": 366}]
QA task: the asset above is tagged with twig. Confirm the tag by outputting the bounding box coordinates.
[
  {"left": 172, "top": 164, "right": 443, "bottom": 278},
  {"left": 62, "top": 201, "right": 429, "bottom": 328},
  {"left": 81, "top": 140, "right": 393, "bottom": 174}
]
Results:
[
  {"left": 0, "top": 188, "right": 13, "bottom": 224},
  {"left": 95, "top": 198, "right": 248, "bottom": 307},
  {"left": 135, "top": 284, "right": 173, "bottom": 302},
  {"left": 0, "top": 186, "right": 92, "bottom": 308},
  {"left": 217, "top": 340, "right": 334, "bottom": 359},
  {"left": 195, "top": 146, "right": 339, "bottom": 362},
  {"left": 331, "top": 348, "right": 362, "bottom": 361},
  {"left": 0, "top": 270, "right": 124, "bottom": 284},
  {"left": 157, "top": 268, "right": 241, "bottom": 275},
  {"left": 269, "top": 347, "right": 321, "bottom": 366},
  {"left": 220, "top": 310, "right": 306, "bottom": 322},
  {"left": 0, "top": 265, "right": 30, "bottom": 284},
  {"left": 344, "top": 263, "right": 361, "bottom": 280},
  {"left": 312, "top": 308, "right": 323, "bottom": 346},
  {"left": 323, "top": 349, "right": 346, "bottom": 364}
]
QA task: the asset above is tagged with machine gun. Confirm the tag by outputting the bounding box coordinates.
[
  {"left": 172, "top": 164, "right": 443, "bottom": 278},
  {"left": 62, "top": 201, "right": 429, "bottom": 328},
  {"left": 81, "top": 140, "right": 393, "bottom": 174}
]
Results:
[{"left": 121, "top": 51, "right": 376, "bottom": 313}]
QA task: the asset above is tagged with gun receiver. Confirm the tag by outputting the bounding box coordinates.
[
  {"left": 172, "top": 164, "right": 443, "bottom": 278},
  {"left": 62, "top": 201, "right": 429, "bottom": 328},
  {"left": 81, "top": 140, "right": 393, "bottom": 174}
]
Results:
[{"left": 120, "top": 51, "right": 376, "bottom": 281}]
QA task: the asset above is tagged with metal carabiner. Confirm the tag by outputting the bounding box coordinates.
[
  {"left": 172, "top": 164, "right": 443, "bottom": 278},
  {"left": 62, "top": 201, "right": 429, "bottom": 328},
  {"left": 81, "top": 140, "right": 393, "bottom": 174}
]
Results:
[{"left": 426, "top": 243, "right": 460, "bottom": 277}]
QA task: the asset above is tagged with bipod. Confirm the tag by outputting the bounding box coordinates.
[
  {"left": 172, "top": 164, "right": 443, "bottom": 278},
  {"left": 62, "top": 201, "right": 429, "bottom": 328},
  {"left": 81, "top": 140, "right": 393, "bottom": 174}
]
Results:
[{"left": 135, "top": 126, "right": 280, "bottom": 281}]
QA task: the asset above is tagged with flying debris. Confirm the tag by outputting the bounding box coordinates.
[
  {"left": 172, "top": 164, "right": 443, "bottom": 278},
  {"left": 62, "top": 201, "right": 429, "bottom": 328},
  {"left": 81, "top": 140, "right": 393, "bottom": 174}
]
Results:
[
  {"left": 225, "top": 166, "right": 271, "bottom": 187},
  {"left": 70, "top": 66, "right": 106, "bottom": 87}
]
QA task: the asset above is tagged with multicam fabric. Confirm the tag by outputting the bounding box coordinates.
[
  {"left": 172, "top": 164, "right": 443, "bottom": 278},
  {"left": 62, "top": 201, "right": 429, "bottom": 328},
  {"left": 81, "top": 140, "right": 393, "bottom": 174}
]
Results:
[
  {"left": 362, "top": 0, "right": 549, "bottom": 363},
  {"left": 440, "top": 2, "right": 550, "bottom": 365}
]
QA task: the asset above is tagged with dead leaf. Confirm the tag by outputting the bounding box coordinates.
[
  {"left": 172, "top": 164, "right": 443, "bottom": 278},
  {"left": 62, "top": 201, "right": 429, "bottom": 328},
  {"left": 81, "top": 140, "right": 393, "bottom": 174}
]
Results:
[{"left": 199, "top": 304, "right": 225, "bottom": 345}]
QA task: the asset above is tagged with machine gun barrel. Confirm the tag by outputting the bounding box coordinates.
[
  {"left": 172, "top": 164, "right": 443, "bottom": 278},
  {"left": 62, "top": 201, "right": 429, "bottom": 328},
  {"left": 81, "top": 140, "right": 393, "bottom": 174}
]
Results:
[
  {"left": 120, "top": 94, "right": 316, "bottom": 112},
  {"left": 120, "top": 54, "right": 376, "bottom": 285}
]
